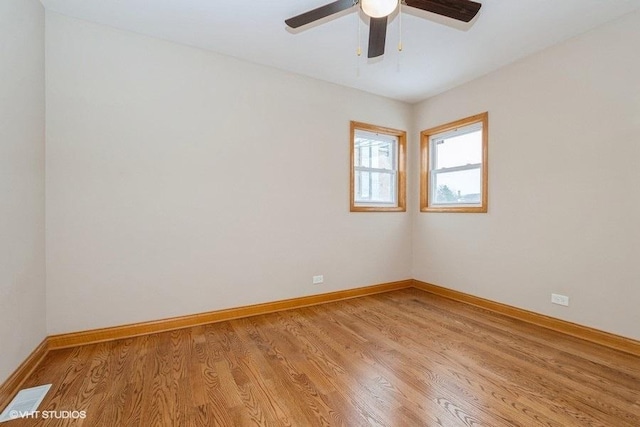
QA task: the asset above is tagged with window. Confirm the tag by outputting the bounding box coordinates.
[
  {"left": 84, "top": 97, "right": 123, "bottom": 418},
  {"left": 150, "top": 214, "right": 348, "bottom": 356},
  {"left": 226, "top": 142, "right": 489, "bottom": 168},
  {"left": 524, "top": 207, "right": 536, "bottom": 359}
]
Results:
[
  {"left": 350, "top": 121, "right": 406, "bottom": 212},
  {"left": 420, "top": 112, "right": 488, "bottom": 213}
]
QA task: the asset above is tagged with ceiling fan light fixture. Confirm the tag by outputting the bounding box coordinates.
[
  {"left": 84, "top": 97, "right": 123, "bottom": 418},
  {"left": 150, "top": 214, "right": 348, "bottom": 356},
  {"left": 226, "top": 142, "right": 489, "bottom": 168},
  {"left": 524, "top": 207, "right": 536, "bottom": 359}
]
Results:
[
  {"left": 361, "top": 0, "right": 397, "bottom": 18},
  {"left": 285, "top": 0, "right": 483, "bottom": 58}
]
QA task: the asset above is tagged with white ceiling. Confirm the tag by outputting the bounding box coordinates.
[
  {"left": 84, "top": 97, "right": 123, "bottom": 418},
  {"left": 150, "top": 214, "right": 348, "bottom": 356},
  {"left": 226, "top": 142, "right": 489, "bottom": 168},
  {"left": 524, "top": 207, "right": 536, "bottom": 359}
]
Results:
[{"left": 40, "top": 0, "right": 640, "bottom": 103}]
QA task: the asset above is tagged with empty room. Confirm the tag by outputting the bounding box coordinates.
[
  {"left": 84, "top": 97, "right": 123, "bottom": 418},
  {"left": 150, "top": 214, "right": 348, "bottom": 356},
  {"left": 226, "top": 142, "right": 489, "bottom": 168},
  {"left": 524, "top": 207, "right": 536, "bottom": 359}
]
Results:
[{"left": 1, "top": 0, "right": 639, "bottom": 425}]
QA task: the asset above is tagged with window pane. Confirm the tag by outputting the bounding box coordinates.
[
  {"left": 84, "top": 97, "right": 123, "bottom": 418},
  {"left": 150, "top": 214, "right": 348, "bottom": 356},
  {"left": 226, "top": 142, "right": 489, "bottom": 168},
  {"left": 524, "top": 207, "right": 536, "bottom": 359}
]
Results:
[
  {"left": 432, "top": 168, "right": 481, "bottom": 204},
  {"left": 351, "top": 122, "right": 406, "bottom": 212},
  {"left": 356, "top": 171, "right": 370, "bottom": 200},
  {"left": 433, "top": 127, "right": 482, "bottom": 169},
  {"left": 355, "top": 170, "right": 396, "bottom": 204},
  {"left": 420, "top": 112, "right": 487, "bottom": 212},
  {"left": 354, "top": 130, "right": 396, "bottom": 171}
]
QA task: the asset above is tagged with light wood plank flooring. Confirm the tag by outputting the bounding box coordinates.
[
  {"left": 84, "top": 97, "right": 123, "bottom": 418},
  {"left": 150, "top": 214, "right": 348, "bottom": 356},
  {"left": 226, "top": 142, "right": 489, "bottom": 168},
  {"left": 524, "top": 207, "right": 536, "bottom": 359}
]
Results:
[{"left": 9, "top": 288, "right": 640, "bottom": 426}]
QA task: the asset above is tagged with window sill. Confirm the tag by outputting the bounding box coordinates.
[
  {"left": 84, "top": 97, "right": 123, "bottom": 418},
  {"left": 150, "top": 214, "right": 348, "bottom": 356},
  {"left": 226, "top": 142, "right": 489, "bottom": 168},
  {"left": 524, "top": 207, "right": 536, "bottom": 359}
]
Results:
[
  {"left": 421, "top": 205, "right": 487, "bottom": 213},
  {"left": 351, "top": 206, "right": 406, "bottom": 213}
]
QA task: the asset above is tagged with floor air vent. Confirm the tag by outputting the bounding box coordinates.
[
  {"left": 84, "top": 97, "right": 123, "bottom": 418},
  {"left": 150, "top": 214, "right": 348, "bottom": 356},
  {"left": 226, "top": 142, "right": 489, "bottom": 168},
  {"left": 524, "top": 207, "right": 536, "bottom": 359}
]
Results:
[{"left": 0, "top": 384, "right": 51, "bottom": 423}]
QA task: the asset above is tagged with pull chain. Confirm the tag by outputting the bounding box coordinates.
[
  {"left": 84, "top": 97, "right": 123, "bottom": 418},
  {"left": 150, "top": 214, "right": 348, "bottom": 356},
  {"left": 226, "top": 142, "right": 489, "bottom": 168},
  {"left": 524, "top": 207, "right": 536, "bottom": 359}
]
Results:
[
  {"left": 356, "top": 10, "right": 361, "bottom": 77},
  {"left": 398, "top": 0, "right": 403, "bottom": 52},
  {"left": 357, "top": 11, "right": 362, "bottom": 57}
]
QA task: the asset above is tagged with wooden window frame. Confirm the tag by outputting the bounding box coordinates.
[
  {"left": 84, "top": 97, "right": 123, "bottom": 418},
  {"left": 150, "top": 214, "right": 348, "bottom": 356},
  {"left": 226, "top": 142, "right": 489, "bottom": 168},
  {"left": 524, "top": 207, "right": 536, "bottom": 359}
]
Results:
[
  {"left": 350, "top": 121, "right": 406, "bottom": 212},
  {"left": 420, "top": 112, "right": 489, "bottom": 213}
]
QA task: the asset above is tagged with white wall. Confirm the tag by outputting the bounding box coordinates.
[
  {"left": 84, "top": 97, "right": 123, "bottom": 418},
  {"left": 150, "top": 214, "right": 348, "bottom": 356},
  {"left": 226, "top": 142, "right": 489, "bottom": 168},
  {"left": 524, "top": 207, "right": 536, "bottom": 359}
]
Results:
[
  {"left": 0, "top": 0, "right": 46, "bottom": 383},
  {"left": 41, "top": 7, "right": 640, "bottom": 341},
  {"left": 412, "top": 10, "right": 640, "bottom": 340},
  {"left": 45, "top": 13, "right": 412, "bottom": 334}
]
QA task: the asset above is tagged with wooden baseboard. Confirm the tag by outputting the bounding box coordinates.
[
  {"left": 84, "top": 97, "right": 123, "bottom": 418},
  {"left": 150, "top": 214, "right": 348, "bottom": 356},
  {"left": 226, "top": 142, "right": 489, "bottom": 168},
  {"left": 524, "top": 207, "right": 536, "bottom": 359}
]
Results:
[
  {"left": 48, "top": 280, "right": 414, "bottom": 350},
  {"left": 5, "top": 277, "right": 638, "bottom": 410},
  {"left": 0, "top": 339, "right": 49, "bottom": 411},
  {"left": 412, "top": 280, "right": 640, "bottom": 357}
]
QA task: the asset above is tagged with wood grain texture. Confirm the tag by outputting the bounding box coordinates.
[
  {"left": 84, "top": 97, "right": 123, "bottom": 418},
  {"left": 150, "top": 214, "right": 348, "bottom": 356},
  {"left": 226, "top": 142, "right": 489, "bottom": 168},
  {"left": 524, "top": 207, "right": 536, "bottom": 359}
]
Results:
[
  {"left": 405, "top": 0, "right": 482, "bottom": 23},
  {"left": 0, "top": 339, "right": 49, "bottom": 412},
  {"left": 420, "top": 112, "right": 489, "bottom": 213},
  {"left": 350, "top": 121, "right": 407, "bottom": 212},
  {"left": 16, "top": 289, "right": 640, "bottom": 426},
  {"left": 413, "top": 279, "right": 640, "bottom": 357},
  {"left": 47, "top": 280, "right": 413, "bottom": 350}
]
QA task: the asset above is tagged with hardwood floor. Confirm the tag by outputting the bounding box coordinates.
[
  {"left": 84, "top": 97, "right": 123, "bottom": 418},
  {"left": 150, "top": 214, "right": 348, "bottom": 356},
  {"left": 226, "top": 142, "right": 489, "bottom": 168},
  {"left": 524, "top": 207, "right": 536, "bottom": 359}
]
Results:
[{"left": 10, "top": 288, "right": 640, "bottom": 426}]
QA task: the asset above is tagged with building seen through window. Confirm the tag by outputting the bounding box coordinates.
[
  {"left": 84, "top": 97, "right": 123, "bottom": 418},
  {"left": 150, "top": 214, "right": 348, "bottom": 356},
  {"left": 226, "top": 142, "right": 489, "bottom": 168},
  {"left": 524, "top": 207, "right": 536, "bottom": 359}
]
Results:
[
  {"left": 354, "top": 131, "right": 396, "bottom": 205},
  {"left": 350, "top": 121, "right": 406, "bottom": 212}
]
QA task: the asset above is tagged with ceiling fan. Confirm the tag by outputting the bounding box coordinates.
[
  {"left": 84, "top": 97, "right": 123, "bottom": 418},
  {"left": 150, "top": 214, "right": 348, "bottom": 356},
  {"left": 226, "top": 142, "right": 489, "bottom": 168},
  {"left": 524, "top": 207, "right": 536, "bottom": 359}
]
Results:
[{"left": 285, "top": 0, "right": 482, "bottom": 58}]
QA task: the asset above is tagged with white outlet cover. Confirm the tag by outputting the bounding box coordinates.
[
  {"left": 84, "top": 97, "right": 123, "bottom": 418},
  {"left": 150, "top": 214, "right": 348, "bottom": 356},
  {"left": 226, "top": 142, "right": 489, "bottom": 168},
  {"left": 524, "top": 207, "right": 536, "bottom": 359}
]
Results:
[
  {"left": 312, "top": 275, "right": 324, "bottom": 285},
  {"left": 551, "top": 293, "right": 569, "bottom": 306}
]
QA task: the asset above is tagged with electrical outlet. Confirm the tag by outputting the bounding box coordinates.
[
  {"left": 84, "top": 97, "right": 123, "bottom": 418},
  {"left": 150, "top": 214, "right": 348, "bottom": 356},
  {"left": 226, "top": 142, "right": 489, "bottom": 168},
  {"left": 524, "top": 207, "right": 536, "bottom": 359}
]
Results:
[
  {"left": 312, "top": 275, "right": 324, "bottom": 285},
  {"left": 551, "top": 293, "right": 569, "bottom": 306}
]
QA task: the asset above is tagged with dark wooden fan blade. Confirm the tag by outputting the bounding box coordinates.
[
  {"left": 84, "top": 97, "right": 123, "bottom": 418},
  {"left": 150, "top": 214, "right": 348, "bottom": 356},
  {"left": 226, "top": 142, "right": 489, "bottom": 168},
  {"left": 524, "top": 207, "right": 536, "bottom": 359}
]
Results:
[
  {"left": 285, "top": 0, "right": 355, "bottom": 28},
  {"left": 405, "top": 0, "right": 481, "bottom": 22},
  {"left": 367, "top": 16, "right": 387, "bottom": 58}
]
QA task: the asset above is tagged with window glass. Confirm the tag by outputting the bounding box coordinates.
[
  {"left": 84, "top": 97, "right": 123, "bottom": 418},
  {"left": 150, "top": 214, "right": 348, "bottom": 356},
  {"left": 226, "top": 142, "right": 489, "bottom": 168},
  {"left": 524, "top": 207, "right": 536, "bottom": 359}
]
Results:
[
  {"left": 354, "top": 130, "right": 397, "bottom": 205},
  {"left": 432, "top": 169, "right": 481, "bottom": 205},
  {"left": 351, "top": 122, "right": 406, "bottom": 212},
  {"left": 433, "top": 128, "right": 482, "bottom": 169},
  {"left": 420, "top": 113, "right": 488, "bottom": 213}
]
